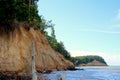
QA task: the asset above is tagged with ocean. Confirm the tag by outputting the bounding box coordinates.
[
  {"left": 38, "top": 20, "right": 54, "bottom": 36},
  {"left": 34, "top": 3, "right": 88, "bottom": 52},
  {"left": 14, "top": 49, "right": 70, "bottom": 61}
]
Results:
[{"left": 45, "top": 66, "right": 120, "bottom": 80}]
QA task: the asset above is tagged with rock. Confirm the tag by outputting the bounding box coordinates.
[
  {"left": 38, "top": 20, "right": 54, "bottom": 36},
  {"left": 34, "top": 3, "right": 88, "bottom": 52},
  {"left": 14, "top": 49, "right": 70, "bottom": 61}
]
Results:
[{"left": 0, "top": 23, "right": 74, "bottom": 74}]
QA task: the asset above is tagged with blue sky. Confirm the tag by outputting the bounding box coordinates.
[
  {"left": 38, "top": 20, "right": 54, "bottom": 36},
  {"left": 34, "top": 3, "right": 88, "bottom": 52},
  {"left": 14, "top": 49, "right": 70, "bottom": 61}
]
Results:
[{"left": 38, "top": 0, "right": 120, "bottom": 65}]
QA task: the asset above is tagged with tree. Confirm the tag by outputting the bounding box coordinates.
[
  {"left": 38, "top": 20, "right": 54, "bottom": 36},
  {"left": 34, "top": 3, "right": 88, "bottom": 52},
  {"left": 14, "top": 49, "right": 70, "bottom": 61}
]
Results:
[
  {"left": 51, "top": 25, "right": 56, "bottom": 38},
  {"left": 45, "top": 25, "right": 71, "bottom": 59},
  {"left": 0, "top": 0, "right": 40, "bottom": 26},
  {"left": 0, "top": 0, "right": 15, "bottom": 25}
]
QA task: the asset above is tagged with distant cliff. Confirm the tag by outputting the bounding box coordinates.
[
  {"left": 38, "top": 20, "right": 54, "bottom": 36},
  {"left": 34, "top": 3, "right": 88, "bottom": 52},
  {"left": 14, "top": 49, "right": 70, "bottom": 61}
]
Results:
[
  {"left": 0, "top": 23, "right": 73, "bottom": 75},
  {"left": 72, "top": 55, "right": 107, "bottom": 66},
  {"left": 79, "top": 60, "right": 107, "bottom": 66}
]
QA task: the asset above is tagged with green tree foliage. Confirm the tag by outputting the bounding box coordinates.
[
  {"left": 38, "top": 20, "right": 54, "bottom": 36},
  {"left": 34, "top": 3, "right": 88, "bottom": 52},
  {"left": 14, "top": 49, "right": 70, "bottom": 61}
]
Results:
[
  {"left": 45, "top": 25, "right": 71, "bottom": 59},
  {"left": 56, "top": 42, "right": 71, "bottom": 59},
  {"left": 39, "top": 18, "right": 53, "bottom": 32},
  {"left": 14, "top": 0, "right": 29, "bottom": 21},
  {"left": 71, "top": 55, "right": 107, "bottom": 66},
  {"left": 0, "top": 0, "right": 41, "bottom": 28},
  {"left": 0, "top": 0, "right": 15, "bottom": 25}
]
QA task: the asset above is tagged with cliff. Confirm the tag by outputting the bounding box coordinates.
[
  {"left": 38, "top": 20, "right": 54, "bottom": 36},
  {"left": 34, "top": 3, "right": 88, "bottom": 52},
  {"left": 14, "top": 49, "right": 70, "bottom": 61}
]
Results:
[{"left": 0, "top": 23, "right": 73, "bottom": 75}]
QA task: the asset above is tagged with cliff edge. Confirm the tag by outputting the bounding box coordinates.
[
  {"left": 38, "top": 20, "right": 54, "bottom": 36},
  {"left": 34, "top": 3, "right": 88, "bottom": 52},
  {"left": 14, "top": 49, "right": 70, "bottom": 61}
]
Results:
[{"left": 0, "top": 23, "right": 73, "bottom": 74}]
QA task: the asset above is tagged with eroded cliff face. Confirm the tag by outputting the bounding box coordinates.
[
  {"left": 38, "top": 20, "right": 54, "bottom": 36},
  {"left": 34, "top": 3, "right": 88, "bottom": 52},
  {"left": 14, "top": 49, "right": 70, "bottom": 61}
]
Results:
[{"left": 0, "top": 23, "right": 73, "bottom": 74}]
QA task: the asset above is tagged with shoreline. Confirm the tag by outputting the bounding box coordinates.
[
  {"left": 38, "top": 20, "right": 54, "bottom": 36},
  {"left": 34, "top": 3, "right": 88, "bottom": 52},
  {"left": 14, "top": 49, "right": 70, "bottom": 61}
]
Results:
[{"left": 1, "top": 66, "right": 120, "bottom": 80}]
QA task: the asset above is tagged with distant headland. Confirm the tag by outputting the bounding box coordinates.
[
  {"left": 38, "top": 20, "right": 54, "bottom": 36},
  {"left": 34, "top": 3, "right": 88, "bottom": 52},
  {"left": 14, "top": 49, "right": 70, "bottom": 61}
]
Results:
[{"left": 71, "top": 55, "right": 108, "bottom": 66}]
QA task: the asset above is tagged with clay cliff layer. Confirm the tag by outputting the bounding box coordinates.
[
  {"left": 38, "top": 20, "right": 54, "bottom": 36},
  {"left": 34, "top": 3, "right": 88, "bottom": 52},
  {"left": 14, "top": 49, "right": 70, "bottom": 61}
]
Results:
[{"left": 0, "top": 23, "right": 73, "bottom": 74}]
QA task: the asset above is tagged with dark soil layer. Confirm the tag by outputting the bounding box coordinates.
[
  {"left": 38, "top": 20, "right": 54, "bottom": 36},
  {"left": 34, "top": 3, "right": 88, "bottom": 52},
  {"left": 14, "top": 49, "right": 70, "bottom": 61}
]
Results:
[{"left": 0, "top": 73, "right": 32, "bottom": 80}]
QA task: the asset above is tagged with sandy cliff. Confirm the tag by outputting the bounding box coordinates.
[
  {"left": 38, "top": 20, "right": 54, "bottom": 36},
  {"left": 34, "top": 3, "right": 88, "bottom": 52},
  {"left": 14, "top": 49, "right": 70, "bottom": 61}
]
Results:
[{"left": 0, "top": 23, "right": 73, "bottom": 74}]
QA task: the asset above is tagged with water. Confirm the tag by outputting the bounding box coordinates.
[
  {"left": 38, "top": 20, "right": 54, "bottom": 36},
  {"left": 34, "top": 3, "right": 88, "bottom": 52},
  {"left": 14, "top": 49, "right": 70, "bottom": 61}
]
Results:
[{"left": 46, "top": 66, "right": 120, "bottom": 80}]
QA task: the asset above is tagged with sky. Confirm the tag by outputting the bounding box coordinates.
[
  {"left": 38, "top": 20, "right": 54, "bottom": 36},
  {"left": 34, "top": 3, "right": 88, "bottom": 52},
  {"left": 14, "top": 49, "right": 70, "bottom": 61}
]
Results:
[{"left": 38, "top": 0, "right": 120, "bottom": 66}]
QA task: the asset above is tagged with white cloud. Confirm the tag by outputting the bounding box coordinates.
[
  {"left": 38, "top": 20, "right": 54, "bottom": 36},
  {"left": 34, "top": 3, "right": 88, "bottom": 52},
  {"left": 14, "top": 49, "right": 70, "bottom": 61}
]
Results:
[
  {"left": 111, "top": 24, "right": 120, "bottom": 29},
  {"left": 69, "top": 50, "right": 120, "bottom": 66},
  {"left": 78, "top": 29, "right": 120, "bottom": 34},
  {"left": 108, "top": 9, "right": 120, "bottom": 30},
  {"left": 117, "top": 9, "right": 120, "bottom": 20}
]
